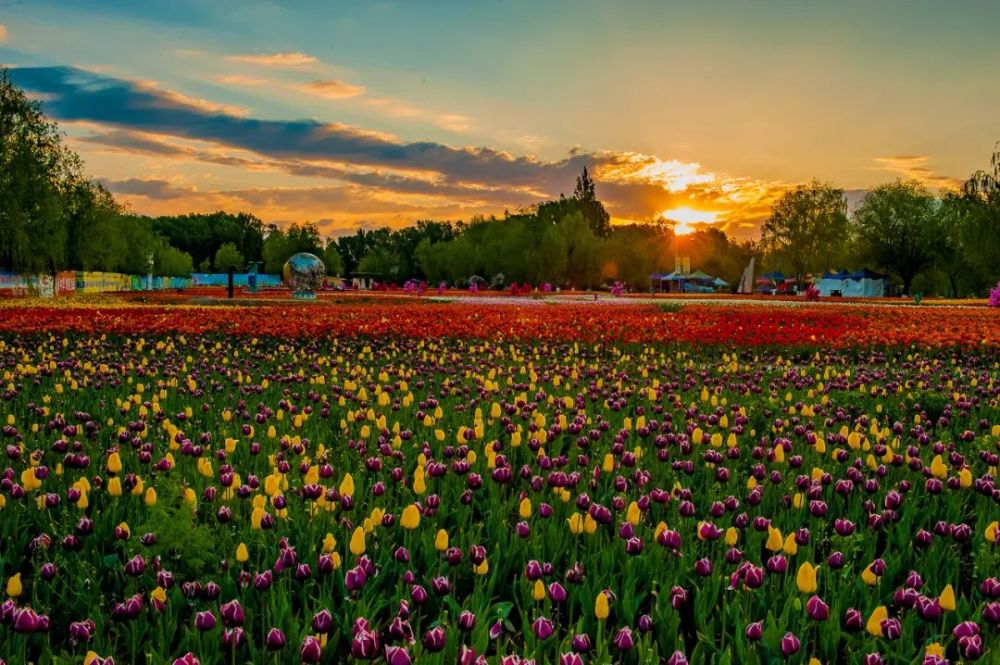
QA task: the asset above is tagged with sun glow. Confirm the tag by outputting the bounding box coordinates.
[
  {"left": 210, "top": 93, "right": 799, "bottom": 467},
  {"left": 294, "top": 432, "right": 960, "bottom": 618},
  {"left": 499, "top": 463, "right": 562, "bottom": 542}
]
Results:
[{"left": 660, "top": 206, "right": 720, "bottom": 235}]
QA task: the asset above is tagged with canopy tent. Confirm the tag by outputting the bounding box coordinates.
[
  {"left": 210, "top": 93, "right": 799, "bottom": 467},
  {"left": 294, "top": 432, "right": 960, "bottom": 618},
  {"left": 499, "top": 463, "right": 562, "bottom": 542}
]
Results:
[
  {"left": 759, "top": 271, "right": 786, "bottom": 282},
  {"left": 712, "top": 277, "right": 729, "bottom": 287},
  {"left": 815, "top": 268, "right": 890, "bottom": 297},
  {"left": 687, "top": 270, "right": 714, "bottom": 281}
]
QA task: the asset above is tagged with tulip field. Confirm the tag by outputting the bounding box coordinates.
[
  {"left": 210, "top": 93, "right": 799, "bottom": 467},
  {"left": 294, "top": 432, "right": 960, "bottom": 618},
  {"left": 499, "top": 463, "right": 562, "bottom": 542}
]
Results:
[{"left": 0, "top": 299, "right": 999, "bottom": 665}]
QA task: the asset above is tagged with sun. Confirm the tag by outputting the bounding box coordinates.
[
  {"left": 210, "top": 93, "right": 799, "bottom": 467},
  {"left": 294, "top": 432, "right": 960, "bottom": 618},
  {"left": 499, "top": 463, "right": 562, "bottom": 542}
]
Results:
[{"left": 660, "top": 207, "right": 720, "bottom": 235}]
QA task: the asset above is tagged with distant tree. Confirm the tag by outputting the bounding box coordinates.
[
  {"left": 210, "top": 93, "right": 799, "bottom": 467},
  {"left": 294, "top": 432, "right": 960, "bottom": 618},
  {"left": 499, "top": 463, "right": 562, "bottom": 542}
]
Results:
[
  {"left": 558, "top": 211, "right": 603, "bottom": 288},
  {"left": 261, "top": 229, "right": 289, "bottom": 273},
  {"left": 760, "top": 180, "right": 848, "bottom": 282},
  {"left": 0, "top": 67, "right": 75, "bottom": 272},
  {"left": 573, "top": 167, "right": 612, "bottom": 238},
  {"left": 851, "top": 180, "right": 939, "bottom": 295},
  {"left": 958, "top": 142, "right": 1000, "bottom": 293},
  {"left": 358, "top": 247, "right": 403, "bottom": 279},
  {"left": 155, "top": 241, "right": 194, "bottom": 277},
  {"left": 322, "top": 240, "right": 344, "bottom": 276},
  {"left": 214, "top": 242, "right": 244, "bottom": 272}
]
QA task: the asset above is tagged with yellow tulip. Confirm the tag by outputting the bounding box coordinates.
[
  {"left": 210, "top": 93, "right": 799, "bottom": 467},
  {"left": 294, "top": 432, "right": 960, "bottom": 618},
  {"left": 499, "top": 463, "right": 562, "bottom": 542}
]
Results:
[
  {"left": 796, "top": 562, "right": 818, "bottom": 594},
  {"left": 725, "top": 527, "right": 738, "bottom": 546},
  {"left": 323, "top": 533, "right": 337, "bottom": 553},
  {"left": 533, "top": 579, "right": 545, "bottom": 601},
  {"left": 235, "top": 543, "right": 249, "bottom": 563},
  {"left": 473, "top": 559, "right": 488, "bottom": 576},
  {"left": 939, "top": 584, "right": 956, "bottom": 611},
  {"left": 930, "top": 455, "right": 947, "bottom": 479},
  {"left": 861, "top": 564, "right": 878, "bottom": 586},
  {"left": 925, "top": 643, "right": 945, "bottom": 658},
  {"left": 519, "top": 498, "right": 532, "bottom": 519},
  {"left": 765, "top": 526, "right": 783, "bottom": 551},
  {"left": 435, "top": 529, "right": 449, "bottom": 551},
  {"left": 6, "top": 573, "right": 22, "bottom": 598},
  {"left": 107, "top": 477, "right": 122, "bottom": 497},
  {"left": 782, "top": 533, "right": 798, "bottom": 555},
  {"left": 986, "top": 520, "right": 998, "bottom": 543},
  {"left": 400, "top": 504, "right": 421, "bottom": 530},
  {"left": 350, "top": 526, "right": 366, "bottom": 556},
  {"left": 866, "top": 605, "right": 887, "bottom": 636},
  {"left": 144, "top": 487, "right": 157, "bottom": 506},
  {"left": 568, "top": 513, "right": 584, "bottom": 535},
  {"left": 107, "top": 452, "right": 122, "bottom": 474},
  {"left": 595, "top": 592, "right": 609, "bottom": 620},
  {"left": 626, "top": 501, "right": 640, "bottom": 526},
  {"left": 339, "top": 473, "right": 355, "bottom": 497}
]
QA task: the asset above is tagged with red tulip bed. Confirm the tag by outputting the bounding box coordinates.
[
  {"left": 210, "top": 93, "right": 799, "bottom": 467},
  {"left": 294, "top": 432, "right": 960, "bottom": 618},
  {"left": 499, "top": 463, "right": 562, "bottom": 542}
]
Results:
[{"left": 0, "top": 300, "right": 998, "bottom": 665}]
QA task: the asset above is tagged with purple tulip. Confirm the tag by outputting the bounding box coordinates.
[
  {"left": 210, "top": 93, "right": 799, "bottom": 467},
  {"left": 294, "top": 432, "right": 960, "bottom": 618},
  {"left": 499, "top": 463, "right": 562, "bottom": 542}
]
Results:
[
  {"left": 312, "top": 608, "right": 333, "bottom": 633},
  {"left": 745, "top": 621, "right": 763, "bottom": 641},
  {"left": 982, "top": 602, "right": 1000, "bottom": 625},
  {"left": 458, "top": 610, "right": 476, "bottom": 631},
  {"left": 780, "top": 632, "right": 800, "bottom": 656},
  {"left": 13, "top": 607, "right": 41, "bottom": 633},
  {"left": 612, "top": 626, "right": 634, "bottom": 651},
  {"left": 220, "top": 600, "right": 244, "bottom": 627},
  {"left": 547, "top": 582, "right": 568, "bottom": 603},
  {"left": 69, "top": 619, "right": 95, "bottom": 642},
  {"left": 423, "top": 626, "right": 447, "bottom": 652},
  {"left": 265, "top": 627, "right": 286, "bottom": 651},
  {"left": 385, "top": 646, "right": 412, "bottom": 665},
  {"left": 172, "top": 654, "right": 200, "bottom": 665},
  {"left": 352, "top": 629, "right": 379, "bottom": 659},
  {"left": 862, "top": 653, "right": 883, "bottom": 665},
  {"left": 880, "top": 618, "right": 901, "bottom": 640},
  {"left": 532, "top": 616, "right": 554, "bottom": 640},
  {"left": 806, "top": 595, "right": 829, "bottom": 621},
  {"left": 221, "top": 627, "right": 245, "bottom": 648},
  {"left": 959, "top": 634, "right": 983, "bottom": 660},
  {"left": 670, "top": 586, "right": 689, "bottom": 609},
  {"left": 844, "top": 607, "right": 863, "bottom": 630},
  {"left": 666, "top": 651, "right": 689, "bottom": 665},
  {"left": 124, "top": 554, "right": 146, "bottom": 577},
  {"left": 953, "top": 621, "right": 980, "bottom": 638},
  {"left": 345, "top": 566, "right": 367, "bottom": 591},
  {"left": 571, "top": 633, "right": 592, "bottom": 652},
  {"left": 917, "top": 596, "right": 943, "bottom": 621},
  {"left": 194, "top": 611, "right": 216, "bottom": 632},
  {"left": 489, "top": 620, "right": 503, "bottom": 640},
  {"left": 300, "top": 636, "right": 322, "bottom": 663},
  {"left": 637, "top": 614, "right": 653, "bottom": 633},
  {"left": 559, "top": 653, "right": 584, "bottom": 665}
]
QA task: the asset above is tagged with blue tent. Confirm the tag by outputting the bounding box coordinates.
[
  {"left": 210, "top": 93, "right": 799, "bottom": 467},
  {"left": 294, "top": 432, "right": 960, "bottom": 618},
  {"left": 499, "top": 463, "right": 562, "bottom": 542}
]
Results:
[{"left": 816, "top": 268, "right": 889, "bottom": 297}]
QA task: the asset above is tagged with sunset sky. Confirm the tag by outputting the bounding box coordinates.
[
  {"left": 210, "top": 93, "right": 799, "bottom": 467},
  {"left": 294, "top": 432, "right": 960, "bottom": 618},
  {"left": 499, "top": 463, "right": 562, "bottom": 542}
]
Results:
[{"left": 2, "top": 0, "right": 998, "bottom": 238}]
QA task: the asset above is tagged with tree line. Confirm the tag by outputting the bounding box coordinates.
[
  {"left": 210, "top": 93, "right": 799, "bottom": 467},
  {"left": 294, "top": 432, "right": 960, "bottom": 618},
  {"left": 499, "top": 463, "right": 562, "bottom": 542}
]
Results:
[
  {"left": 760, "top": 153, "right": 1000, "bottom": 295},
  {"left": 2, "top": 67, "right": 998, "bottom": 296}
]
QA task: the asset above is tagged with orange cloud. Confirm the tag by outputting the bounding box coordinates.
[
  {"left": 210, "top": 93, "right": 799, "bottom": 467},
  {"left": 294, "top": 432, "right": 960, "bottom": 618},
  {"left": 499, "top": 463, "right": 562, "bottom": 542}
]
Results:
[
  {"left": 0, "top": 24, "right": 8, "bottom": 43},
  {"left": 299, "top": 79, "right": 366, "bottom": 99},
  {"left": 226, "top": 52, "right": 317, "bottom": 67},
  {"left": 871, "top": 155, "right": 962, "bottom": 190},
  {"left": 213, "top": 74, "right": 269, "bottom": 86},
  {"left": 132, "top": 79, "right": 249, "bottom": 117}
]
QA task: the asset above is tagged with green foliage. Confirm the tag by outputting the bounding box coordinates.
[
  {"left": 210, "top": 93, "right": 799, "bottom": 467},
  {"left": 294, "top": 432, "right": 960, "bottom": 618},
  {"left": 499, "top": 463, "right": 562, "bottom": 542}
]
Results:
[
  {"left": 760, "top": 179, "right": 848, "bottom": 282},
  {"left": 852, "top": 180, "right": 939, "bottom": 295},
  {"left": 321, "top": 240, "right": 344, "bottom": 276},
  {"left": 213, "top": 241, "right": 244, "bottom": 272},
  {"left": 155, "top": 240, "right": 195, "bottom": 277},
  {"left": 134, "top": 474, "right": 224, "bottom": 581},
  {"left": 261, "top": 222, "right": 325, "bottom": 273}
]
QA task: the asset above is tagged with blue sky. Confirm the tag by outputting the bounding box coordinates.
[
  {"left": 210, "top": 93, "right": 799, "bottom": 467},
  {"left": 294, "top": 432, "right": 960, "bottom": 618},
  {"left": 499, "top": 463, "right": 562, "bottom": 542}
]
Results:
[{"left": 2, "top": 0, "right": 998, "bottom": 236}]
